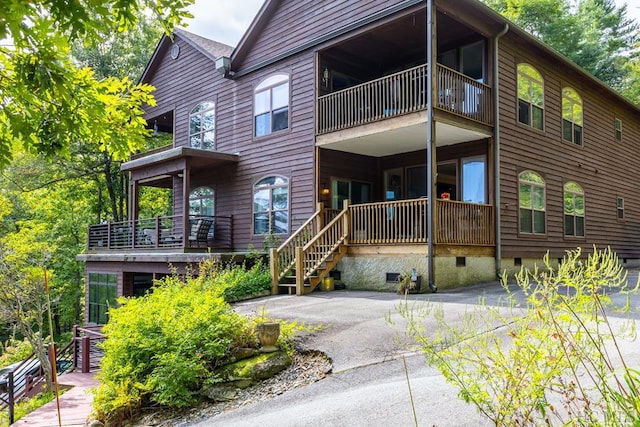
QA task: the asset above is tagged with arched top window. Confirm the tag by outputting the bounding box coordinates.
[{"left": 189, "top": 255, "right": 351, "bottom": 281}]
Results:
[
  {"left": 253, "top": 175, "right": 289, "bottom": 235},
  {"left": 562, "top": 87, "right": 583, "bottom": 145},
  {"left": 519, "top": 171, "right": 546, "bottom": 234},
  {"left": 517, "top": 63, "right": 544, "bottom": 130},
  {"left": 189, "top": 187, "right": 214, "bottom": 216},
  {"left": 189, "top": 101, "right": 215, "bottom": 150},
  {"left": 254, "top": 74, "right": 290, "bottom": 138},
  {"left": 564, "top": 182, "right": 585, "bottom": 237}
]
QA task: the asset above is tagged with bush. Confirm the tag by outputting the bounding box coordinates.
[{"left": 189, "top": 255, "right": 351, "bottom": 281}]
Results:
[
  {"left": 194, "top": 257, "right": 271, "bottom": 302},
  {"left": 0, "top": 337, "right": 33, "bottom": 367},
  {"left": 398, "top": 247, "right": 640, "bottom": 425},
  {"left": 92, "top": 274, "right": 255, "bottom": 424}
]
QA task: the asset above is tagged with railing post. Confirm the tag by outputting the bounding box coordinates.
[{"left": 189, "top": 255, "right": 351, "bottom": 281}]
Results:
[
  {"left": 269, "top": 248, "right": 279, "bottom": 295},
  {"left": 72, "top": 325, "right": 79, "bottom": 370},
  {"left": 342, "top": 199, "right": 350, "bottom": 242},
  {"left": 295, "top": 247, "right": 304, "bottom": 296},
  {"left": 315, "top": 202, "right": 324, "bottom": 230},
  {"left": 7, "top": 370, "right": 14, "bottom": 424},
  {"left": 81, "top": 336, "right": 91, "bottom": 373}
]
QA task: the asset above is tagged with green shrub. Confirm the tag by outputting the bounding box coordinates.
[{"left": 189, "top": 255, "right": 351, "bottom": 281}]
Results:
[
  {"left": 193, "top": 258, "right": 271, "bottom": 301},
  {"left": 398, "top": 246, "right": 640, "bottom": 425},
  {"left": 92, "top": 274, "right": 255, "bottom": 424},
  {"left": 0, "top": 337, "right": 33, "bottom": 367}
]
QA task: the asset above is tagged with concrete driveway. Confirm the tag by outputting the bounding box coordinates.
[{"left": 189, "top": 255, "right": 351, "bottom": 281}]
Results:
[{"left": 190, "top": 277, "right": 640, "bottom": 427}]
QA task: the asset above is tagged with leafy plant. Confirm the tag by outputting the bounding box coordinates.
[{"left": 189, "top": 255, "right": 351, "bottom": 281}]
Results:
[{"left": 397, "top": 246, "right": 640, "bottom": 425}]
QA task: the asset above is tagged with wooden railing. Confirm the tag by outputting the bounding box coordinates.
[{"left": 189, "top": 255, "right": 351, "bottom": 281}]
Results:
[
  {"left": 87, "top": 214, "right": 233, "bottom": 251},
  {"left": 271, "top": 204, "right": 326, "bottom": 286},
  {"left": 317, "top": 63, "right": 493, "bottom": 134},
  {"left": 435, "top": 200, "right": 494, "bottom": 246},
  {"left": 297, "top": 207, "right": 349, "bottom": 285},
  {"left": 349, "top": 199, "right": 427, "bottom": 244},
  {"left": 72, "top": 325, "right": 105, "bottom": 373},
  {"left": 437, "top": 64, "right": 493, "bottom": 125}
]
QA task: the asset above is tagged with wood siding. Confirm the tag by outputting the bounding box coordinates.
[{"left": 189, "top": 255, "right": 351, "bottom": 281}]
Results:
[{"left": 497, "top": 33, "right": 640, "bottom": 260}]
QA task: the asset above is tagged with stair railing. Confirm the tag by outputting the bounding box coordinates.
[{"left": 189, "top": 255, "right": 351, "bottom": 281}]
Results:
[
  {"left": 270, "top": 203, "right": 327, "bottom": 292},
  {"left": 295, "top": 201, "right": 350, "bottom": 294}
]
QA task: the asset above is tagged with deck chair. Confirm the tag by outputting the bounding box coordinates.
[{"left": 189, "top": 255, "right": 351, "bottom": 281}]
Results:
[{"left": 188, "top": 218, "right": 213, "bottom": 248}]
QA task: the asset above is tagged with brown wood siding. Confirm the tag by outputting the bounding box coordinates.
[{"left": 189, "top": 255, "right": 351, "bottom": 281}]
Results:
[
  {"left": 498, "top": 34, "right": 640, "bottom": 260},
  {"left": 236, "top": 0, "right": 403, "bottom": 71}
]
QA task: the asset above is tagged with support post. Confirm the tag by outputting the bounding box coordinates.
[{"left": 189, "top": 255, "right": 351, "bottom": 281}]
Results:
[
  {"left": 269, "top": 248, "right": 279, "bottom": 294},
  {"left": 295, "top": 247, "right": 304, "bottom": 295},
  {"left": 81, "top": 336, "right": 91, "bottom": 373},
  {"left": 7, "top": 370, "right": 14, "bottom": 425}
]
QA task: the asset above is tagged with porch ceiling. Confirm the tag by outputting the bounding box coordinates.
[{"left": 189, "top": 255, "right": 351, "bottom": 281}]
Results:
[{"left": 316, "top": 115, "right": 490, "bottom": 157}]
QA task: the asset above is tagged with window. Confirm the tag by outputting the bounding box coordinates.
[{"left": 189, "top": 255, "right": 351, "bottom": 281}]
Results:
[
  {"left": 88, "top": 273, "right": 117, "bottom": 324},
  {"left": 189, "top": 101, "right": 215, "bottom": 150},
  {"left": 517, "top": 64, "right": 544, "bottom": 130},
  {"left": 189, "top": 187, "right": 214, "bottom": 216},
  {"left": 253, "top": 176, "right": 289, "bottom": 234},
  {"left": 564, "top": 182, "right": 584, "bottom": 237},
  {"left": 519, "top": 171, "right": 546, "bottom": 234},
  {"left": 254, "top": 74, "right": 289, "bottom": 137},
  {"left": 332, "top": 179, "right": 371, "bottom": 209},
  {"left": 562, "top": 87, "right": 583, "bottom": 145},
  {"left": 617, "top": 197, "right": 624, "bottom": 219},
  {"left": 615, "top": 118, "right": 622, "bottom": 141}
]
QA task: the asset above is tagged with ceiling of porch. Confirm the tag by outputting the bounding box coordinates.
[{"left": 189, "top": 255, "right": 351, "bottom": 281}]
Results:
[{"left": 315, "top": 114, "right": 491, "bottom": 157}]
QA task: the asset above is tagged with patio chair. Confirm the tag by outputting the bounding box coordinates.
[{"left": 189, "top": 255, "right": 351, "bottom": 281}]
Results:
[{"left": 188, "top": 218, "right": 213, "bottom": 248}]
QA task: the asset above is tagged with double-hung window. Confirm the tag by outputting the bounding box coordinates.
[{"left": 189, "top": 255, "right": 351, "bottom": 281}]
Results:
[
  {"left": 189, "top": 101, "right": 215, "bottom": 150},
  {"left": 519, "top": 171, "right": 546, "bottom": 234},
  {"left": 253, "top": 176, "right": 289, "bottom": 234},
  {"left": 254, "top": 74, "right": 289, "bottom": 137},
  {"left": 562, "top": 87, "right": 583, "bottom": 145},
  {"left": 564, "top": 182, "right": 585, "bottom": 237},
  {"left": 517, "top": 64, "right": 544, "bottom": 130}
]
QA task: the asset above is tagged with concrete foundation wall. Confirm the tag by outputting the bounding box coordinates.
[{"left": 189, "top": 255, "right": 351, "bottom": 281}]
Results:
[{"left": 336, "top": 254, "right": 496, "bottom": 292}]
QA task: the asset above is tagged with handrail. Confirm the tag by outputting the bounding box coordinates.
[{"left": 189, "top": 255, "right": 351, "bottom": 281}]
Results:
[
  {"left": 349, "top": 199, "right": 428, "bottom": 244},
  {"left": 299, "top": 207, "right": 349, "bottom": 283},
  {"left": 272, "top": 204, "right": 325, "bottom": 282},
  {"left": 436, "top": 64, "right": 493, "bottom": 125},
  {"left": 435, "top": 200, "right": 495, "bottom": 245}
]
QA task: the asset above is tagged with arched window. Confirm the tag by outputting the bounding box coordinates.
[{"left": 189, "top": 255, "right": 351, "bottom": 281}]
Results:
[
  {"left": 564, "top": 182, "right": 584, "bottom": 237},
  {"left": 189, "top": 187, "right": 214, "bottom": 216},
  {"left": 517, "top": 64, "right": 544, "bottom": 130},
  {"left": 254, "top": 74, "right": 289, "bottom": 137},
  {"left": 189, "top": 101, "right": 215, "bottom": 150},
  {"left": 519, "top": 171, "right": 546, "bottom": 234},
  {"left": 253, "top": 176, "right": 289, "bottom": 235},
  {"left": 562, "top": 88, "right": 583, "bottom": 145}
]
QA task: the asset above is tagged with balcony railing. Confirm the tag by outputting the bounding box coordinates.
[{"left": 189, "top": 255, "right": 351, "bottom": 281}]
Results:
[
  {"left": 317, "top": 63, "right": 493, "bottom": 134},
  {"left": 87, "top": 214, "right": 233, "bottom": 251},
  {"left": 348, "top": 198, "right": 494, "bottom": 246}
]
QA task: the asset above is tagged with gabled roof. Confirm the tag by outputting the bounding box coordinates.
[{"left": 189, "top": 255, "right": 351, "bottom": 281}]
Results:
[
  {"left": 139, "top": 28, "right": 233, "bottom": 84},
  {"left": 230, "top": 0, "right": 279, "bottom": 68}
]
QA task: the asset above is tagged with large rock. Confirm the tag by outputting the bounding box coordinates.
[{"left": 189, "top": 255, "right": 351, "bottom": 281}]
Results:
[{"left": 201, "top": 351, "right": 292, "bottom": 402}]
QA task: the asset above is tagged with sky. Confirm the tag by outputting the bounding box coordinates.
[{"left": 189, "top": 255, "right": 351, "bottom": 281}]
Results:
[{"left": 182, "top": 0, "right": 640, "bottom": 48}]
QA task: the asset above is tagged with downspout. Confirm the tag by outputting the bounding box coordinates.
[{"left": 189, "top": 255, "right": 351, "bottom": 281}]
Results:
[
  {"left": 426, "top": 0, "right": 436, "bottom": 291},
  {"left": 494, "top": 24, "right": 509, "bottom": 278}
]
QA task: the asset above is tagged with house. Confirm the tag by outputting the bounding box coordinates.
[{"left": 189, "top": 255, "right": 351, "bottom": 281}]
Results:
[{"left": 78, "top": 0, "right": 640, "bottom": 324}]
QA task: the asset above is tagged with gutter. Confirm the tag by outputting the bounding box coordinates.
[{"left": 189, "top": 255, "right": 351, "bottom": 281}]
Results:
[{"left": 493, "top": 23, "right": 509, "bottom": 278}]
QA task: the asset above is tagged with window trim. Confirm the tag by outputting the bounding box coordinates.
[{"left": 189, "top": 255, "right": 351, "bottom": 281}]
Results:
[
  {"left": 517, "top": 63, "right": 544, "bottom": 131},
  {"left": 518, "top": 170, "right": 547, "bottom": 236},
  {"left": 189, "top": 101, "right": 216, "bottom": 150},
  {"left": 563, "top": 182, "right": 585, "bottom": 238},
  {"left": 615, "top": 118, "right": 622, "bottom": 142},
  {"left": 252, "top": 175, "right": 290, "bottom": 236},
  {"left": 253, "top": 73, "right": 290, "bottom": 139},
  {"left": 562, "top": 87, "right": 583, "bottom": 146},
  {"left": 617, "top": 197, "right": 625, "bottom": 220},
  {"left": 189, "top": 186, "right": 215, "bottom": 216}
]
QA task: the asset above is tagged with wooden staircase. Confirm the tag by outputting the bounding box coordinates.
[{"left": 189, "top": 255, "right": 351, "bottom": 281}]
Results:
[{"left": 270, "top": 202, "right": 349, "bottom": 295}]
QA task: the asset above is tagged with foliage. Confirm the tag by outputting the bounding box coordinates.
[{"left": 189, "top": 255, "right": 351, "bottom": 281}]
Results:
[
  {"left": 215, "top": 260, "right": 271, "bottom": 302},
  {"left": 0, "top": 337, "right": 33, "bottom": 367},
  {"left": 0, "top": 0, "right": 194, "bottom": 167},
  {"left": 92, "top": 275, "right": 255, "bottom": 424},
  {"left": 0, "top": 391, "right": 58, "bottom": 424},
  {"left": 482, "top": 0, "right": 639, "bottom": 93},
  {"left": 398, "top": 247, "right": 640, "bottom": 425}
]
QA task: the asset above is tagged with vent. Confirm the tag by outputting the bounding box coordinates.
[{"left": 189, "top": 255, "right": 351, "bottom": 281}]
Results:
[
  {"left": 514, "top": 257, "right": 522, "bottom": 266},
  {"left": 456, "top": 257, "right": 466, "bottom": 267},
  {"left": 386, "top": 272, "right": 401, "bottom": 283}
]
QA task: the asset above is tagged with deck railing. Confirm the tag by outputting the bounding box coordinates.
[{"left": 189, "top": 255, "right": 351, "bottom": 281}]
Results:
[
  {"left": 72, "top": 325, "right": 105, "bottom": 373},
  {"left": 87, "top": 214, "right": 233, "bottom": 251},
  {"left": 348, "top": 198, "right": 494, "bottom": 246},
  {"left": 317, "top": 63, "right": 493, "bottom": 134}
]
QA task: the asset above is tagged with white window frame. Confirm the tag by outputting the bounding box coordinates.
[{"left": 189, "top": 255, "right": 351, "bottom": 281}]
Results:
[{"left": 254, "top": 74, "right": 290, "bottom": 138}]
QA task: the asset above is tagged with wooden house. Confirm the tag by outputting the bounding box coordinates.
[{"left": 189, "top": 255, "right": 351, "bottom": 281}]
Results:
[{"left": 79, "top": 0, "right": 640, "bottom": 323}]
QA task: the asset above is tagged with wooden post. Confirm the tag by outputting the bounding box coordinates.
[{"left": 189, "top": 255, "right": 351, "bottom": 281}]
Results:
[
  {"left": 81, "top": 336, "right": 90, "bottom": 373},
  {"left": 72, "top": 325, "right": 78, "bottom": 371},
  {"left": 342, "top": 199, "right": 350, "bottom": 242},
  {"left": 295, "top": 247, "right": 304, "bottom": 295},
  {"left": 269, "top": 248, "right": 279, "bottom": 295},
  {"left": 315, "top": 202, "right": 324, "bottom": 231}
]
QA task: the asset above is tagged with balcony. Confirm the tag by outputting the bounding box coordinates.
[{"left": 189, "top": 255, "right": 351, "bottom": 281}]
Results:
[
  {"left": 316, "top": 63, "right": 493, "bottom": 135},
  {"left": 86, "top": 215, "right": 233, "bottom": 252}
]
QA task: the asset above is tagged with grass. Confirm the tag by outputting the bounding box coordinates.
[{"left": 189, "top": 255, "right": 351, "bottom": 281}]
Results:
[{"left": 0, "top": 386, "right": 70, "bottom": 424}]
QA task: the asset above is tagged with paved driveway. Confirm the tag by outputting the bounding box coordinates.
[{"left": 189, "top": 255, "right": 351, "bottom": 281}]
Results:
[{"left": 190, "top": 276, "right": 640, "bottom": 427}]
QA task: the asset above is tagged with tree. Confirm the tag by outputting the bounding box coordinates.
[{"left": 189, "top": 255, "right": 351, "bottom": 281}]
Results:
[
  {"left": 0, "top": 0, "right": 194, "bottom": 167},
  {"left": 482, "top": 0, "right": 639, "bottom": 93}
]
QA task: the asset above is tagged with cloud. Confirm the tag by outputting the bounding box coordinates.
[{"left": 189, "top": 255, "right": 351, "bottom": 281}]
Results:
[{"left": 182, "top": 0, "right": 264, "bottom": 47}]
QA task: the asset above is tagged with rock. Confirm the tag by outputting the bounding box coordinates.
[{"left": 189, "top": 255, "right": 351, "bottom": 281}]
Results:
[
  {"left": 217, "top": 351, "right": 292, "bottom": 383},
  {"left": 230, "top": 347, "right": 258, "bottom": 362},
  {"left": 200, "top": 384, "right": 241, "bottom": 402},
  {"left": 251, "top": 351, "right": 291, "bottom": 380}
]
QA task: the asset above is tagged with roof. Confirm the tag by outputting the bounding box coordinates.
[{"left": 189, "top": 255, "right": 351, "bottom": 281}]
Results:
[{"left": 138, "top": 28, "right": 233, "bottom": 84}]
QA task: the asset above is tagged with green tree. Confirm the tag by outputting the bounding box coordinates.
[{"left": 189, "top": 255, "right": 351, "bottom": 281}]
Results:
[{"left": 0, "top": 0, "right": 194, "bottom": 167}]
